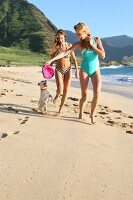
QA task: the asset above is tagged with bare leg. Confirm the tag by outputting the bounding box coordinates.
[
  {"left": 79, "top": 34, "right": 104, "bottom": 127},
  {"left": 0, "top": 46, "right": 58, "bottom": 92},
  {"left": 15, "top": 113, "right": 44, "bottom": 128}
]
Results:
[
  {"left": 90, "top": 70, "right": 101, "bottom": 123},
  {"left": 79, "top": 69, "right": 89, "bottom": 119},
  {"left": 53, "top": 70, "right": 63, "bottom": 104},
  {"left": 59, "top": 70, "right": 72, "bottom": 113}
]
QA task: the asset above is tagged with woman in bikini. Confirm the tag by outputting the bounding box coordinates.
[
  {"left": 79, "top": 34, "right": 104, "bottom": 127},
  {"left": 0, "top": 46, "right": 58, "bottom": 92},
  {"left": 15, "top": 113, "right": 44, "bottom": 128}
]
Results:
[
  {"left": 46, "top": 23, "right": 105, "bottom": 123},
  {"left": 50, "top": 29, "right": 79, "bottom": 113}
]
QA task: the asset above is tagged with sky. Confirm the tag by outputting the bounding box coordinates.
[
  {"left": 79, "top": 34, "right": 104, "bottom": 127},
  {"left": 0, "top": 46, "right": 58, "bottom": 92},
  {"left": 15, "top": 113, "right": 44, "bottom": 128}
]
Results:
[{"left": 28, "top": 0, "right": 132, "bottom": 38}]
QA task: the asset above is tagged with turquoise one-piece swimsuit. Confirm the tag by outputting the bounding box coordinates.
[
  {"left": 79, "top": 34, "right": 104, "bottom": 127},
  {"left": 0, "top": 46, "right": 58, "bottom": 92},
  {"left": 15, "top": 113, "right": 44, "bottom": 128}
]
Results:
[{"left": 81, "top": 38, "right": 99, "bottom": 76}]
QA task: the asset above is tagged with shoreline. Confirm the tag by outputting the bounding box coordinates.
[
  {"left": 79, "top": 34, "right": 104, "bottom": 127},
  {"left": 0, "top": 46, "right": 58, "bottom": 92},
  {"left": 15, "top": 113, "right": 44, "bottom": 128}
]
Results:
[
  {"left": 71, "top": 65, "right": 133, "bottom": 99},
  {"left": 71, "top": 78, "right": 133, "bottom": 99},
  {"left": 101, "top": 81, "right": 133, "bottom": 99}
]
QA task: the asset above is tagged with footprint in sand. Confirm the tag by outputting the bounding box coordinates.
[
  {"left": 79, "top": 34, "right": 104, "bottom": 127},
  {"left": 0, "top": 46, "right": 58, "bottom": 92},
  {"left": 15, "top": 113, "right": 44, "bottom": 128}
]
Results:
[
  {"left": 68, "top": 97, "right": 79, "bottom": 101},
  {"left": 98, "top": 111, "right": 109, "bottom": 115},
  {"left": 115, "top": 117, "right": 121, "bottom": 119},
  {"left": 121, "top": 123, "right": 128, "bottom": 128},
  {"left": 73, "top": 103, "right": 78, "bottom": 107},
  {"left": 126, "top": 130, "right": 133, "bottom": 134},
  {"left": 0, "top": 92, "right": 6, "bottom": 96},
  {"left": 7, "top": 106, "right": 15, "bottom": 111},
  {"left": 0, "top": 133, "right": 8, "bottom": 139},
  {"left": 64, "top": 103, "right": 69, "bottom": 107},
  {"left": 113, "top": 110, "right": 122, "bottom": 113},
  {"left": 0, "top": 131, "right": 20, "bottom": 140},
  {"left": 104, "top": 106, "right": 109, "bottom": 109},
  {"left": 107, "top": 120, "right": 118, "bottom": 126},
  {"left": 16, "top": 94, "right": 23, "bottom": 96},
  {"left": 95, "top": 104, "right": 133, "bottom": 133},
  {"left": 13, "top": 131, "right": 20, "bottom": 135},
  {"left": 32, "top": 108, "right": 39, "bottom": 112},
  {"left": 84, "top": 111, "right": 90, "bottom": 114},
  {"left": 7, "top": 106, "right": 19, "bottom": 113},
  {"left": 20, "top": 120, "right": 28, "bottom": 124},
  {"left": 128, "top": 116, "right": 133, "bottom": 119},
  {"left": 20, "top": 116, "right": 29, "bottom": 124},
  {"left": 0, "top": 89, "right": 14, "bottom": 97}
]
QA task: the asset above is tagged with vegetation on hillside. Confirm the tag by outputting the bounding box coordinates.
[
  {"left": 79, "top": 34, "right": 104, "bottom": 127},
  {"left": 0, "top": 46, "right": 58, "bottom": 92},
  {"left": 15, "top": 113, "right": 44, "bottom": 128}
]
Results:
[
  {"left": 0, "top": 46, "right": 49, "bottom": 66},
  {"left": 0, "top": 0, "right": 57, "bottom": 53}
]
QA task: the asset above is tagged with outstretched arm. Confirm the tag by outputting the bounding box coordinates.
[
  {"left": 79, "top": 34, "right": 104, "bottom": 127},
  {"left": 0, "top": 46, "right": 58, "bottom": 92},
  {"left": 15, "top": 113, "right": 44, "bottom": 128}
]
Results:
[{"left": 45, "top": 42, "right": 79, "bottom": 65}]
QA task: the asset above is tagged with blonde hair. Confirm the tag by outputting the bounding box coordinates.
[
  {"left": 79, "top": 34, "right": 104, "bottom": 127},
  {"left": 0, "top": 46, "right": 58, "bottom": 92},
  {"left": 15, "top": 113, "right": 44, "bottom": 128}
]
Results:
[
  {"left": 74, "top": 22, "right": 90, "bottom": 33},
  {"left": 50, "top": 29, "right": 66, "bottom": 56},
  {"left": 74, "top": 22, "right": 91, "bottom": 48}
]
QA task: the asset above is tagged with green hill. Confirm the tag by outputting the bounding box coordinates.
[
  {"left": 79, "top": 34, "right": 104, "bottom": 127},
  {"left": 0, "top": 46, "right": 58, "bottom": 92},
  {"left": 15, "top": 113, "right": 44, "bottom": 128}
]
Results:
[{"left": 0, "top": 0, "right": 57, "bottom": 53}]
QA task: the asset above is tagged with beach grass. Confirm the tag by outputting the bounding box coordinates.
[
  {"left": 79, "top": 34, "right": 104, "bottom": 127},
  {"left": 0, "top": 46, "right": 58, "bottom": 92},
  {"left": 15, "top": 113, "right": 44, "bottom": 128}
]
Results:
[{"left": 0, "top": 46, "right": 49, "bottom": 66}]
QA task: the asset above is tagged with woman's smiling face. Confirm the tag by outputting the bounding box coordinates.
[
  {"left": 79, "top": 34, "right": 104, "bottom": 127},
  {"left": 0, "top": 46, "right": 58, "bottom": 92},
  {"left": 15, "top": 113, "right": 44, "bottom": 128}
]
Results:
[
  {"left": 76, "top": 30, "right": 88, "bottom": 40},
  {"left": 56, "top": 34, "right": 65, "bottom": 44}
]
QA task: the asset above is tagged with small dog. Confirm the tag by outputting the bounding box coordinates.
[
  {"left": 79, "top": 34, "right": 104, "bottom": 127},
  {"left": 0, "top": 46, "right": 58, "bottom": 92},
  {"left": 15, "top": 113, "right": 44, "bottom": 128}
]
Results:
[{"left": 38, "top": 80, "right": 53, "bottom": 113}]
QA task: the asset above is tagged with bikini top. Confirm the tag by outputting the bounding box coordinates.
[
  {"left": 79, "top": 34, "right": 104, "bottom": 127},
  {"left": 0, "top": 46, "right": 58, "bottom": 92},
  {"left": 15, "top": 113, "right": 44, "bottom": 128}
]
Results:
[{"left": 56, "top": 42, "right": 70, "bottom": 59}]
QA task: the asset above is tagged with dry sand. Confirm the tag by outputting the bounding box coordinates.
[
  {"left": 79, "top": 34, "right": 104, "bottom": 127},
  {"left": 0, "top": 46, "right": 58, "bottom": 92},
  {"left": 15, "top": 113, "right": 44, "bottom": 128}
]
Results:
[{"left": 0, "top": 67, "right": 133, "bottom": 200}]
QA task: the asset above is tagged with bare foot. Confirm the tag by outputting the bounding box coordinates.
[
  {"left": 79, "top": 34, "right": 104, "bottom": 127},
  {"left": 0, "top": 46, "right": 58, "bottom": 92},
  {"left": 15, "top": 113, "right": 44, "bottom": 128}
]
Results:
[
  {"left": 53, "top": 95, "right": 60, "bottom": 104},
  {"left": 78, "top": 113, "right": 83, "bottom": 120},
  {"left": 58, "top": 108, "right": 63, "bottom": 114},
  {"left": 90, "top": 114, "right": 96, "bottom": 124}
]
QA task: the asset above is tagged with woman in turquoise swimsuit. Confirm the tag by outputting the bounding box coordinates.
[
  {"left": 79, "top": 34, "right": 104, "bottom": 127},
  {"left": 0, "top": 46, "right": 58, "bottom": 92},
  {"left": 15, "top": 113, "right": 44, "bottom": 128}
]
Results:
[
  {"left": 50, "top": 29, "right": 79, "bottom": 113},
  {"left": 46, "top": 23, "right": 105, "bottom": 123}
]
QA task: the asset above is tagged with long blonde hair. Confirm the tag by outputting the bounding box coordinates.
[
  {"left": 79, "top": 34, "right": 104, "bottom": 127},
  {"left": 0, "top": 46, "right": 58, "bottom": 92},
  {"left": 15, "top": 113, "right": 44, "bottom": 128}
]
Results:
[
  {"left": 74, "top": 22, "right": 91, "bottom": 48},
  {"left": 50, "top": 29, "right": 66, "bottom": 56}
]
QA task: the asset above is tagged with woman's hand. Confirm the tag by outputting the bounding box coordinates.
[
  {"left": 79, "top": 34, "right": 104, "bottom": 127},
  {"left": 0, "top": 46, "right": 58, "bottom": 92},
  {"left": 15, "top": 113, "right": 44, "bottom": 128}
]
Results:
[
  {"left": 75, "top": 69, "right": 79, "bottom": 79},
  {"left": 84, "top": 35, "right": 94, "bottom": 47},
  {"left": 91, "top": 37, "right": 105, "bottom": 59},
  {"left": 94, "top": 37, "right": 102, "bottom": 46},
  {"left": 44, "top": 60, "right": 51, "bottom": 66}
]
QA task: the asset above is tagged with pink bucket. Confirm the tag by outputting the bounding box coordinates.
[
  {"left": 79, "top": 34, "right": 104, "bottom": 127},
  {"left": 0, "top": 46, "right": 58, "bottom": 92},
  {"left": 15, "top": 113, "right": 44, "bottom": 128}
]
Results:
[{"left": 42, "top": 64, "right": 54, "bottom": 79}]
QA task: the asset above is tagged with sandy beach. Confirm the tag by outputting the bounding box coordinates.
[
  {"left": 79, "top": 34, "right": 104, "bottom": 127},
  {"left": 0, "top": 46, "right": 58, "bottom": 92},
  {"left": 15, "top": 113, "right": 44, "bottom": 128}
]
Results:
[{"left": 0, "top": 66, "right": 133, "bottom": 200}]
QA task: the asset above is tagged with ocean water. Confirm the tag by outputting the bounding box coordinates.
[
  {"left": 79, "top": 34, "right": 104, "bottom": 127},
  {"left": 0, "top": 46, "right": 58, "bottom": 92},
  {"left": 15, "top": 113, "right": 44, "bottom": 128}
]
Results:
[
  {"left": 100, "top": 65, "right": 133, "bottom": 85},
  {"left": 72, "top": 65, "right": 133, "bottom": 85},
  {"left": 71, "top": 65, "right": 133, "bottom": 98}
]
